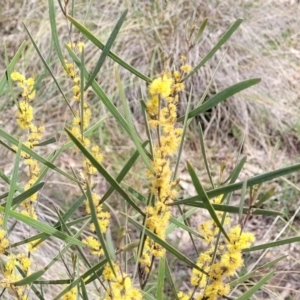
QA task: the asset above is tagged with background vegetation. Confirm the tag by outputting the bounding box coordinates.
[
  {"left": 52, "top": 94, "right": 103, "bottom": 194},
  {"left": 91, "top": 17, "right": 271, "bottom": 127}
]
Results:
[{"left": 1, "top": 0, "right": 300, "bottom": 299}]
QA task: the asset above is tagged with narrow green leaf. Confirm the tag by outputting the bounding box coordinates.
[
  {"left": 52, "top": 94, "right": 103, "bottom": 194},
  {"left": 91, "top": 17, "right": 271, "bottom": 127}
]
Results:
[
  {"left": 174, "top": 86, "right": 192, "bottom": 179},
  {"left": 187, "top": 161, "right": 229, "bottom": 240},
  {"left": 194, "top": 18, "right": 208, "bottom": 44},
  {"left": 87, "top": 182, "right": 115, "bottom": 274},
  {"left": 142, "top": 291, "right": 157, "bottom": 300},
  {"left": 125, "top": 213, "right": 207, "bottom": 275},
  {"left": 183, "top": 18, "right": 243, "bottom": 82},
  {"left": 225, "top": 156, "right": 247, "bottom": 185},
  {"left": 1, "top": 182, "right": 44, "bottom": 209},
  {"left": 48, "top": 0, "right": 66, "bottom": 68},
  {"left": 172, "top": 200, "right": 281, "bottom": 217},
  {"left": 23, "top": 23, "right": 75, "bottom": 116},
  {"left": 80, "top": 46, "right": 85, "bottom": 136},
  {"left": 116, "top": 67, "right": 153, "bottom": 172},
  {"left": 65, "top": 127, "right": 144, "bottom": 215},
  {"left": 13, "top": 270, "right": 45, "bottom": 286},
  {"left": 85, "top": 10, "right": 128, "bottom": 90},
  {"left": 53, "top": 259, "right": 108, "bottom": 299},
  {"left": 236, "top": 270, "right": 275, "bottom": 300},
  {"left": 165, "top": 259, "right": 179, "bottom": 300},
  {"left": 0, "top": 206, "right": 84, "bottom": 247},
  {"left": 106, "top": 228, "right": 116, "bottom": 262},
  {"left": 99, "top": 141, "right": 148, "bottom": 205},
  {"left": 0, "top": 41, "right": 26, "bottom": 95},
  {"left": 9, "top": 194, "right": 87, "bottom": 248},
  {"left": 178, "top": 162, "right": 300, "bottom": 204},
  {"left": 168, "top": 216, "right": 203, "bottom": 239},
  {"left": 122, "top": 182, "right": 147, "bottom": 204},
  {"left": 34, "top": 137, "right": 57, "bottom": 147},
  {"left": 34, "top": 279, "right": 72, "bottom": 285},
  {"left": 166, "top": 207, "right": 197, "bottom": 235},
  {"left": 0, "top": 128, "right": 79, "bottom": 183},
  {"left": 197, "top": 125, "right": 214, "bottom": 188},
  {"left": 255, "top": 187, "right": 275, "bottom": 208},
  {"left": 67, "top": 15, "right": 151, "bottom": 82},
  {"left": 157, "top": 256, "right": 165, "bottom": 300},
  {"left": 80, "top": 278, "right": 89, "bottom": 300},
  {"left": 239, "top": 180, "right": 247, "bottom": 221},
  {"left": 67, "top": 47, "right": 132, "bottom": 136},
  {"left": 243, "top": 236, "right": 300, "bottom": 253},
  {"left": 178, "top": 78, "right": 260, "bottom": 122},
  {"left": 4, "top": 141, "right": 21, "bottom": 229},
  {"left": 230, "top": 255, "right": 286, "bottom": 288}
]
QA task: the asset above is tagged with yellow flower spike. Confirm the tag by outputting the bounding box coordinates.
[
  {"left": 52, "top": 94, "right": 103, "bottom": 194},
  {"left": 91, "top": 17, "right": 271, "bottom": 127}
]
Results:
[
  {"left": 62, "top": 287, "right": 77, "bottom": 300},
  {"left": 82, "top": 236, "right": 104, "bottom": 256},
  {"left": 0, "top": 229, "right": 9, "bottom": 254},
  {"left": 77, "top": 42, "right": 85, "bottom": 52},
  {"left": 148, "top": 75, "right": 173, "bottom": 98},
  {"left": 180, "top": 64, "right": 192, "bottom": 73}
]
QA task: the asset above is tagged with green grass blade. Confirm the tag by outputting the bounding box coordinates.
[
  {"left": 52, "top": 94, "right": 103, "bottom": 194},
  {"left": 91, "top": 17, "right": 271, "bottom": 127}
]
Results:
[
  {"left": 178, "top": 78, "right": 260, "bottom": 122},
  {"left": 125, "top": 213, "right": 207, "bottom": 275},
  {"left": 116, "top": 67, "right": 153, "bottom": 172},
  {"left": 236, "top": 270, "right": 275, "bottom": 300},
  {"left": 0, "top": 41, "right": 26, "bottom": 95},
  {"left": 48, "top": 0, "right": 66, "bottom": 69},
  {"left": 179, "top": 162, "right": 300, "bottom": 203},
  {"left": 243, "top": 236, "right": 300, "bottom": 253},
  {"left": 0, "top": 128, "right": 79, "bottom": 183},
  {"left": 0, "top": 206, "right": 84, "bottom": 247},
  {"left": 187, "top": 161, "right": 229, "bottom": 241},
  {"left": 65, "top": 127, "right": 144, "bottom": 216},
  {"left": 23, "top": 23, "right": 75, "bottom": 116},
  {"left": 66, "top": 15, "right": 151, "bottom": 82},
  {"left": 84, "top": 10, "right": 128, "bottom": 90},
  {"left": 157, "top": 255, "right": 165, "bottom": 300},
  {"left": 3, "top": 141, "right": 21, "bottom": 229},
  {"left": 183, "top": 18, "right": 243, "bottom": 82},
  {"left": 12, "top": 270, "right": 45, "bottom": 286}
]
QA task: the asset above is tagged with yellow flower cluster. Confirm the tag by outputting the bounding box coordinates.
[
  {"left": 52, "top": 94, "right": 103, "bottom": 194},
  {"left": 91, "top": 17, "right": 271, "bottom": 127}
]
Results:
[
  {"left": 0, "top": 253, "right": 31, "bottom": 299},
  {"left": 0, "top": 229, "right": 9, "bottom": 254},
  {"left": 11, "top": 72, "right": 36, "bottom": 129},
  {"left": 64, "top": 43, "right": 110, "bottom": 257},
  {"left": 179, "top": 195, "right": 255, "bottom": 300},
  {"left": 102, "top": 262, "right": 142, "bottom": 300},
  {"left": 62, "top": 287, "right": 77, "bottom": 300},
  {"left": 11, "top": 72, "right": 44, "bottom": 220},
  {"left": 64, "top": 42, "right": 102, "bottom": 178},
  {"left": 140, "top": 62, "right": 191, "bottom": 273}
]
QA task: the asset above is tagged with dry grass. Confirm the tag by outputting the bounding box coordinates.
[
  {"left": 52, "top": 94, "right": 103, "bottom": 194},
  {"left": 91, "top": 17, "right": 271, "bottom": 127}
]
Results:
[{"left": 1, "top": 0, "right": 300, "bottom": 299}]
